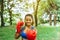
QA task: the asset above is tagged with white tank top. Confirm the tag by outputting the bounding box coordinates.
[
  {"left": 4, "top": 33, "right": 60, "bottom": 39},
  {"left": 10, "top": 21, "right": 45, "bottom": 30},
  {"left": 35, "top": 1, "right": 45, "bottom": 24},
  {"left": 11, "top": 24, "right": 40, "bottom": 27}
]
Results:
[{"left": 23, "top": 38, "right": 28, "bottom": 40}]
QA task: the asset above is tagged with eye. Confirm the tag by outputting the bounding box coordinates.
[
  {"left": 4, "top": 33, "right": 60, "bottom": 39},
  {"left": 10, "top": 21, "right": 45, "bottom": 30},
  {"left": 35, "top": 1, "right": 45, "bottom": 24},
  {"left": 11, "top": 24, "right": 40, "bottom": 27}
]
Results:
[
  {"left": 25, "top": 16, "right": 32, "bottom": 22},
  {"left": 29, "top": 19, "right": 31, "bottom": 21},
  {"left": 26, "top": 19, "right": 31, "bottom": 21}
]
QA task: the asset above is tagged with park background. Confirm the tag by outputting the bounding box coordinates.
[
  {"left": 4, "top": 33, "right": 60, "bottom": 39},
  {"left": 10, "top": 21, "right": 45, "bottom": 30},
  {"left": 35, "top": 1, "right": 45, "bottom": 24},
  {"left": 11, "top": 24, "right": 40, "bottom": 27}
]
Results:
[{"left": 0, "top": 0, "right": 60, "bottom": 40}]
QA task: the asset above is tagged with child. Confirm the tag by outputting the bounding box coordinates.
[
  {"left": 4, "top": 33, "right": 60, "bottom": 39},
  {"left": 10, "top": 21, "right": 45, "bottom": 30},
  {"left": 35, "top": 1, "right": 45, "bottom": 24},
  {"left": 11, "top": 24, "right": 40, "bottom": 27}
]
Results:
[{"left": 15, "top": 14, "right": 37, "bottom": 40}]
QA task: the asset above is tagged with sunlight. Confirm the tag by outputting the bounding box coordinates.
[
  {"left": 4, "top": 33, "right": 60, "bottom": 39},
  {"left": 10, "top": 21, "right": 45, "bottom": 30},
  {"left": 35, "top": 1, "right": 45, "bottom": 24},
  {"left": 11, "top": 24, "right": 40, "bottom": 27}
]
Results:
[{"left": 11, "top": 0, "right": 36, "bottom": 20}]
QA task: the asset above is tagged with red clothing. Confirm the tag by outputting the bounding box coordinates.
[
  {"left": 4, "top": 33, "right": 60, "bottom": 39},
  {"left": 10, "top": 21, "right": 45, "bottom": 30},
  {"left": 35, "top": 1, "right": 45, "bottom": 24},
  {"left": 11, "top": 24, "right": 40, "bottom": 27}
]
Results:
[{"left": 16, "top": 21, "right": 24, "bottom": 33}]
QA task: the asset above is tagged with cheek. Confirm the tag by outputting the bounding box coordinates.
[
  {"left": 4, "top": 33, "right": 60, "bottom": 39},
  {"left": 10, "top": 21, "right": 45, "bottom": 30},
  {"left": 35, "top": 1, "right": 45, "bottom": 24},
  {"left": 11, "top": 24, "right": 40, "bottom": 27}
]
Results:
[
  {"left": 30, "top": 21, "right": 32, "bottom": 24},
  {"left": 25, "top": 21, "right": 32, "bottom": 25}
]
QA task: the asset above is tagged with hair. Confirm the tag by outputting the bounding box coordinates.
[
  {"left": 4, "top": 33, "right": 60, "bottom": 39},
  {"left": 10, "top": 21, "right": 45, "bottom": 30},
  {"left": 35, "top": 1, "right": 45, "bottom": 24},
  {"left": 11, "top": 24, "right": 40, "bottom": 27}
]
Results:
[{"left": 25, "top": 14, "right": 34, "bottom": 26}]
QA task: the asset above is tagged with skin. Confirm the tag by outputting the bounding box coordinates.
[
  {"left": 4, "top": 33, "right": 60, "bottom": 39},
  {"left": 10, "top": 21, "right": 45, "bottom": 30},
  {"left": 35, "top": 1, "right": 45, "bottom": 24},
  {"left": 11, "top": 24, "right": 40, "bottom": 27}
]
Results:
[
  {"left": 25, "top": 16, "right": 37, "bottom": 38},
  {"left": 24, "top": 16, "right": 33, "bottom": 33},
  {"left": 25, "top": 16, "right": 33, "bottom": 27}
]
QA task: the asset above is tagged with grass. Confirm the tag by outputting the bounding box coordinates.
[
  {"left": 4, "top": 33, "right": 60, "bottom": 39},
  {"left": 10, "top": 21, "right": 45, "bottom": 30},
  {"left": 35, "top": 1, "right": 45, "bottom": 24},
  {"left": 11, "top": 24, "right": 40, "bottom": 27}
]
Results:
[
  {"left": 0, "top": 25, "right": 60, "bottom": 40},
  {"left": 36, "top": 25, "right": 60, "bottom": 40},
  {"left": 0, "top": 25, "right": 15, "bottom": 40}
]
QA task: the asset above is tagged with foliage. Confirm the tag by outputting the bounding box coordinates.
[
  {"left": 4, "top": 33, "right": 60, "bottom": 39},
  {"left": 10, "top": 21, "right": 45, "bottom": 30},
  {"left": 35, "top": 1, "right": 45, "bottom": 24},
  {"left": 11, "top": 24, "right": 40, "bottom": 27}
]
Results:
[{"left": 0, "top": 0, "right": 60, "bottom": 26}]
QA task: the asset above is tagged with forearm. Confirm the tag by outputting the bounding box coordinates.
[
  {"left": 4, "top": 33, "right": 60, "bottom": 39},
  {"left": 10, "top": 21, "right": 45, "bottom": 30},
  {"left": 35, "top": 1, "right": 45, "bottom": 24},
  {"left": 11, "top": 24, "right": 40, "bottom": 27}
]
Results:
[{"left": 15, "top": 32, "right": 20, "bottom": 39}]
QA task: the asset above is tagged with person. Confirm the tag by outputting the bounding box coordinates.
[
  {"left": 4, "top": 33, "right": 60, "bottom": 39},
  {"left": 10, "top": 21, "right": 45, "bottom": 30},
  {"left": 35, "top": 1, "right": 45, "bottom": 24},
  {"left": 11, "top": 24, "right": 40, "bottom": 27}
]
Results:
[{"left": 15, "top": 14, "right": 37, "bottom": 40}]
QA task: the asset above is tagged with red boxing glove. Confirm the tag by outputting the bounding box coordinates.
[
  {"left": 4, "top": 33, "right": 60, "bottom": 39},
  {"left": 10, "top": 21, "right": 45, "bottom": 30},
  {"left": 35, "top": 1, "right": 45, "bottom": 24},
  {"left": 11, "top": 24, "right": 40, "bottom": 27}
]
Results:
[
  {"left": 16, "top": 21, "right": 24, "bottom": 33},
  {"left": 26, "top": 30, "right": 36, "bottom": 40}
]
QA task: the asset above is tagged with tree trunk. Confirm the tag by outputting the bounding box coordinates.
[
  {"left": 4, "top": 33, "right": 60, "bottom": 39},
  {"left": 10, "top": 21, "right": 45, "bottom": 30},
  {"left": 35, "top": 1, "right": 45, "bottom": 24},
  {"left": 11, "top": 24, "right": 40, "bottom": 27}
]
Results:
[
  {"left": 1, "top": 0, "right": 4, "bottom": 26},
  {"left": 49, "top": 14, "right": 52, "bottom": 25},
  {"left": 7, "top": 0, "right": 12, "bottom": 25},
  {"left": 54, "top": 14, "right": 57, "bottom": 26},
  {"left": 34, "top": 0, "right": 40, "bottom": 26},
  {"left": 9, "top": 9, "right": 12, "bottom": 25},
  {"left": 58, "top": 17, "right": 59, "bottom": 22}
]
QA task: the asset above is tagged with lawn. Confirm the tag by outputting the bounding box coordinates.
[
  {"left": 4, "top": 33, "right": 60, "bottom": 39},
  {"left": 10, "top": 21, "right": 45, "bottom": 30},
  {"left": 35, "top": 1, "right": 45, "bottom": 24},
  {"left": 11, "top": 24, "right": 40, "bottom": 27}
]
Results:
[
  {"left": 0, "top": 25, "right": 60, "bottom": 40},
  {"left": 37, "top": 25, "right": 60, "bottom": 40}
]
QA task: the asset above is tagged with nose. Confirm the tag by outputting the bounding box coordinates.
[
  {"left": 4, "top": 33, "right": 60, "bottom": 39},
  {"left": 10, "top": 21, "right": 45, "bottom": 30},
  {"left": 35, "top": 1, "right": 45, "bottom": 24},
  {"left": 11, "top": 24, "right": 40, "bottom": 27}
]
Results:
[
  {"left": 27, "top": 20, "right": 30, "bottom": 22},
  {"left": 27, "top": 21, "right": 30, "bottom": 23}
]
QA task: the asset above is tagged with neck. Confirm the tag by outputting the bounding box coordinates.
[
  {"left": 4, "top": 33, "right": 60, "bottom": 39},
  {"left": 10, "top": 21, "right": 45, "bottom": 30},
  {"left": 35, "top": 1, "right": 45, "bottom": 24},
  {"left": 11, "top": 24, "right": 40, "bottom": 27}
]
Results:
[{"left": 27, "top": 25, "right": 32, "bottom": 28}]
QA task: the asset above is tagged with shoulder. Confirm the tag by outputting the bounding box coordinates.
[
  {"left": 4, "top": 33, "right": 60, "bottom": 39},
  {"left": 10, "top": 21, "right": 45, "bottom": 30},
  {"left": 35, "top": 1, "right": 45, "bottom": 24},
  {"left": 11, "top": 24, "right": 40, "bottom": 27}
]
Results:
[
  {"left": 31, "top": 26, "right": 37, "bottom": 31},
  {"left": 21, "top": 26, "right": 25, "bottom": 31},
  {"left": 31, "top": 26, "right": 36, "bottom": 30}
]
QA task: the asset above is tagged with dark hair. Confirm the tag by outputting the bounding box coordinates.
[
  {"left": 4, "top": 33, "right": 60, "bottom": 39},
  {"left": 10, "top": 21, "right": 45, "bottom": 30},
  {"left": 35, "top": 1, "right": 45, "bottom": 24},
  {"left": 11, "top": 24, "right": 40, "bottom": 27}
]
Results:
[{"left": 25, "top": 14, "right": 34, "bottom": 25}]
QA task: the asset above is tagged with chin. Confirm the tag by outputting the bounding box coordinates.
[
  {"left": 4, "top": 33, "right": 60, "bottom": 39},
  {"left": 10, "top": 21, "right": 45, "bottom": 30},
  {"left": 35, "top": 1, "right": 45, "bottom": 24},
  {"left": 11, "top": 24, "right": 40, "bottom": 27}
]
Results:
[{"left": 27, "top": 25, "right": 31, "bottom": 26}]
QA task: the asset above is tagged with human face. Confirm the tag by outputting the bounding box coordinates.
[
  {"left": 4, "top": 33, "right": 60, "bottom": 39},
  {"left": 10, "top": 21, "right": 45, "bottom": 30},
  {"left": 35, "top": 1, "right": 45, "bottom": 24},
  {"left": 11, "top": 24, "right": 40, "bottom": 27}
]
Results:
[{"left": 25, "top": 16, "right": 33, "bottom": 26}]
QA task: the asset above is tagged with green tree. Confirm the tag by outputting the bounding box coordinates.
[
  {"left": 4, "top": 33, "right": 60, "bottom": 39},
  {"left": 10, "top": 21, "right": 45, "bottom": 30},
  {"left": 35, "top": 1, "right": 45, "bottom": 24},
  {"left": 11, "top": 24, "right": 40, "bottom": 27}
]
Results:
[
  {"left": 0, "top": 0, "right": 4, "bottom": 26},
  {"left": 48, "top": 0, "right": 57, "bottom": 25},
  {"left": 7, "top": 0, "right": 13, "bottom": 25},
  {"left": 33, "top": 0, "right": 40, "bottom": 26}
]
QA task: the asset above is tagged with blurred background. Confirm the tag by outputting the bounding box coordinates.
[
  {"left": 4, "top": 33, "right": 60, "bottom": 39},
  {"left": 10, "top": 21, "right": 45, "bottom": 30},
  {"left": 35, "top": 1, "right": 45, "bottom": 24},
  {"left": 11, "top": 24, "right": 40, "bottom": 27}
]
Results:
[{"left": 0, "top": 0, "right": 60, "bottom": 40}]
